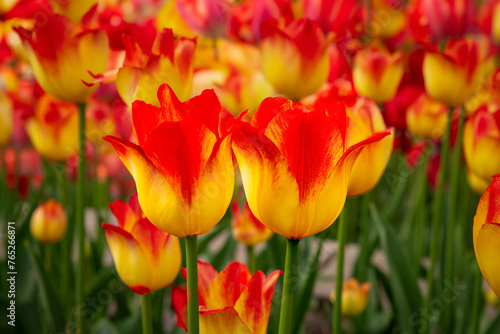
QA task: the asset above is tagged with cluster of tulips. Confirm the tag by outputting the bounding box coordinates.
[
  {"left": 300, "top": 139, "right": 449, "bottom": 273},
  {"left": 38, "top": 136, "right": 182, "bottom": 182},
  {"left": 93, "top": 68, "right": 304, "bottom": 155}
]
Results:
[{"left": 1, "top": 0, "right": 500, "bottom": 333}]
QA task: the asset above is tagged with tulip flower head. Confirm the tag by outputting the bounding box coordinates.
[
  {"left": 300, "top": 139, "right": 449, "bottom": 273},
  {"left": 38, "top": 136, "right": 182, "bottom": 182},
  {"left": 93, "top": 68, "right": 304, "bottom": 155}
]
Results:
[
  {"left": 105, "top": 84, "right": 237, "bottom": 237},
  {"left": 25, "top": 94, "right": 79, "bottom": 161},
  {"left": 30, "top": 199, "right": 68, "bottom": 243},
  {"left": 15, "top": 13, "right": 108, "bottom": 103},
  {"left": 231, "top": 201, "right": 273, "bottom": 246},
  {"left": 463, "top": 107, "right": 500, "bottom": 194},
  {"left": 260, "top": 19, "right": 330, "bottom": 100},
  {"left": 352, "top": 46, "right": 404, "bottom": 104},
  {"left": 50, "top": 0, "right": 97, "bottom": 22},
  {"left": 172, "top": 261, "right": 282, "bottom": 333},
  {"left": 370, "top": 0, "right": 406, "bottom": 38},
  {"left": 473, "top": 176, "right": 500, "bottom": 297},
  {"left": 175, "top": 0, "right": 232, "bottom": 38},
  {"left": 330, "top": 278, "right": 371, "bottom": 317},
  {"left": 232, "top": 97, "right": 390, "bottom": 239},
  {"left": 423, "top": 38, "right": 497, "bottom": 106},
  {"left": 406, "top": 93, "right": 450, "bottom": 140},
  {"left": 102, "top": 192, "right": 181, "bottom": 294},
  {"left": 478, "top": 0, "right": 500, "bottom": 44}
]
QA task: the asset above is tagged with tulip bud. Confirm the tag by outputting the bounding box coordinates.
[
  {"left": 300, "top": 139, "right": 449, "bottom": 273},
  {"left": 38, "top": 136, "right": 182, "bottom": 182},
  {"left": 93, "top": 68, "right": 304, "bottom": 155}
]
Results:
[
  {"left": 30, "top": 200, "right": 68, "bottom": 243},
  {"left": 352, "top": 46, "right": 404, "bottom": 104},
  {"left": 330, "top": 278, "right": 371, "bottom": 317},
  {"left": 406, "top": 93, "right": 449, "bottom": 140},
  {"left": 231, "top": 201, "right": 273, "bottom": 246}
]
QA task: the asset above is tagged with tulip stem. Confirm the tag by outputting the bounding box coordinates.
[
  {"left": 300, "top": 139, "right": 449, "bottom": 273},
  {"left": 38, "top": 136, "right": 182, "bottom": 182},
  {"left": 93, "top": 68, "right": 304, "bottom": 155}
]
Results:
[
  {"left": 142, "top": 293, "right": 153, "bottom": 334},
  {"left": 426, "top": 107, "right": 452, "bottom": 329},
  {"left": 76, "top": 102, "right": 86, "bottom": 333},
  {"left": 185, "top": 235, "right": 199, "bottom": 334},
  {"left": 279, "top": 238, "right": 300, "bottom": 334},
  {"left": 470, "top": 262, "right": 482, "bottom": 334},
  {"left": 333, "top": 209, "right": 347, "bottom": 334},
  {"left": 247, "top": 245, "right": 256, "bottom": 273},
  {"left": 443, "top": 106, "right": 465, "bottom": 332}
]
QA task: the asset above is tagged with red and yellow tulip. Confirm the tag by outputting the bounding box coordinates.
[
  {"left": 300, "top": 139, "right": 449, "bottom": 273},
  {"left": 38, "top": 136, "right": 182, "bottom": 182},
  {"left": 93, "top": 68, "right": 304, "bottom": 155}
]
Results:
[
  {"left": 330, "top": 278, "right": 371, "bottom": 317},
  {"left": 30, "top": 199, "right": 68, "bottom": 243},
  {"left": 50, "top": 0, "right": 97, "bottom": 23},
  {"left": 232, "top": 97, "right": 390, "bottom": 240},
  {"left": 102, "top": 192, "right": 181, "bottom": 295},
  {"left": 260, "top": 19, "right": 330, "bottom": 100},
  {"left": 406, "top": 93, "right": 450, "bottom": 140},
  {"left": 105, "top": 84, "right": 237, "bottom": 237},
  {"left": 0, "top": 90, "right": 13, "bottom": 147},
  {"left": 473, "top": 176, "right": 500, "bottom": 297},
  {"left": 231, "top": 201, "right": 273, "bottom": 246},
  {"left": 352, "top": 46, "right": 404, "bottom": 104},
  {"left": 172, "top": 261, "right": 282, "bottom": 333},
  {"left": 463, "top": 106, "right": 500, "bottom": 194},
  {"left": 15, "top": 13, "right": 108, "bottom": 103},
  {"left": 25, "top": 93, "right": 79, "bottom": 161},
  {"left": 175, "top": 0, "right": 231, "bottom": 38}
]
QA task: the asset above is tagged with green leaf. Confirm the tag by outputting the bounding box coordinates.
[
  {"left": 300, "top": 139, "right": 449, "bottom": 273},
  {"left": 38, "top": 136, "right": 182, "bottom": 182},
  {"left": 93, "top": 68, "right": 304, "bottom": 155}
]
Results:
[
  {"left": 484, "top": 312, "right": 500, "bottom": 334},
  {"left": 91, "top": 318, "right": 120, "bottom": 334}
]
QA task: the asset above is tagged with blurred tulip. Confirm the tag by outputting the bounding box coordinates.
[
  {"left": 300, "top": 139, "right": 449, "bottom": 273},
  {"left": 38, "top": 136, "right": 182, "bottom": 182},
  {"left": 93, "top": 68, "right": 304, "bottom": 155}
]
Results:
[
  {"left": 111, "top": 29, "right": 196, "bottom": 107},
  {"left": 25, "top": 94, "right": 79, "bottom": 161},
  {"left": 231, "top": 201, "right": 273, "bottom": 246},
  {"left": 473, "top": 176, "right": 500, "bottom": 297},
  {"left": 406, "top": 93, "right": 449, "bottom": 140},
  {"left": 15, "top": 13, "right": 109, "bottom": 103},
  {"left": 30, "top": 199, "right": 67, "bottom": 243},
  {"left": 260, "top": 19, "right": 330, "bottom": 100},
  {"left": 102, "top": 192, "right": 181, "bottom": 294},
  {"left": 172, "top": 261, "right": 281, "bottom": 333},
  {"left": 50, "top": 0, "right": 97, "bottom": 22},
  {"left": 0, "top": 90, "right": 13, "bottom": 147},
  {"left": 175, "top": 0, "right": 232, "bottom": 38},
  {"left": 465, "top": 70, "right": 500, "bottom": 115},
  {"left": 156, "top": 0, "right": 197, "bottom": 38},
  {"left": 370, "top": 0, "right": 406, "bottom": 38},
  {"left": 423, "top": 38, "right": 497, "bottom": 106},
  {"left": 105, "top": 84, "right": 237, "bottom": 237},
  {"left": 85, "top": 98, "right": 117, "bottom": 146},
  {"left": 345, "top": 97, "right": 393, "bottom": 197},
  {"left": 384, "top": 85, "right": 423, "bottom": 131},
  {"left": 463, "top": 106, "right": 500, "bottom": 194},
  {"left": 352, "top": 46, "right": 404, "bottom": 104},
  {"left": 478, "top": 0, "right": 500, "bottom": 44},
  {"left": 232, "top": 97, "right": 390, "bottom": 239},
  {"left": 330, "top": 278, "right": 371, "bottom": 317}
]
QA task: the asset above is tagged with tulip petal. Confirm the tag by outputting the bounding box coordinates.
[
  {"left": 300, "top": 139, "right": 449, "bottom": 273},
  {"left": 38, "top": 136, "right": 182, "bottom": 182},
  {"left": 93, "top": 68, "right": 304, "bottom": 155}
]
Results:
[
  {"left": 206, "top": 262, "right": 251, "bottom": 309},
  {"left": 199, "top": 307, "right": 251, "bottom": 334},
  {"left": 172, "top": 286, "right": 188, "bottom": 331},
  {"left": 181, "top": 260, "right": 219, "bottom": 306},
  {"left": 475, "top": 223, "right": 500, "bottom": 297}
]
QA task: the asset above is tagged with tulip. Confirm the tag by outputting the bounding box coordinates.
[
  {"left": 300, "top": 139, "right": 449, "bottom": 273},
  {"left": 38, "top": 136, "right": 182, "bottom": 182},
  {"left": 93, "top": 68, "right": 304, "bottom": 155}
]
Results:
[
  {"left": 352, "top": 46, "right": 404, "bottom": 104},
  {"left": 0, "top": 90, "right": 13, "bottom": 147},
  {"left": 30, "top": 199, "right": 68, "bottom": 243},
  {"left": 102, "top": 192, "right": 181, "bottom": 294},
  {"left": 478, "top": 0, "right": 500, "bottom": 44},
  {"left": 231, "top": 201, "right": 273, "bottom": 246},
  {"left": 345, "top": 96, "right": 393, "bottom": 197},
  {"left": 330, "top": 279, "right": 371, "bottom": 317},
  {"left": 370, "top": 0, "right": 406, "bottom": 38},
  {"left": 50, "top": 0, "right": 97, "bottom": 22},
  {"left": 406, "top": 93, "right": 450, "bottom": 140},
  {"left": 172, "top": 261, "right": 282, "bottom": 333},
  {"left": 232, "top": 97, "right": 390, "bottom": 240},
  {"left": 175, "top": 0, "right": 232, "bottom": 38},
  {"left": 423, "top": 38, "right": 497, "bottom": 106},
  {"left": 25, "top": 93, "right": 79, "bottom": 161},
  {"left": 260, "top": 19, "right": 330, "bottom": 100},
  {"left": 463, "top": 106, "right": 500, "bottom": 194},
  {"left": 112, "top": 28, "right": 196, "bottom": 107},
  {"left": 473, "top": 176, "right": 500, "bottom": 297},
  {"left": 465, "top": 70, "right": 500, "bottom": 115},
  {"left": 15, "top": 13, "right": 108, "bottom": 103}
]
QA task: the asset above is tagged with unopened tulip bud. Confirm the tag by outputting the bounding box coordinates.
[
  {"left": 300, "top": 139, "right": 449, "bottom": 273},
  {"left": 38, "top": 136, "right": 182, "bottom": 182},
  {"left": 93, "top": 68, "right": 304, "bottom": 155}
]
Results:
[
  {"left": 30, "top": 200, "right": 68, "bottom": 243},
  {"left": 330, "top": 278, "right": 371, "bottom": 317}
]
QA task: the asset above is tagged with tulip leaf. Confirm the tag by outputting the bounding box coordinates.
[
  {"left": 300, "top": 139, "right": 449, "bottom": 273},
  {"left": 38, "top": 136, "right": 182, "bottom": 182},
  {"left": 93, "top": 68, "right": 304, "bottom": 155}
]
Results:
[
  {"left": 484, "top": 312, "right": 500, "bottom": 334},
  {"left": 370, "top": 203, "right": 423, "bottom": 334}
]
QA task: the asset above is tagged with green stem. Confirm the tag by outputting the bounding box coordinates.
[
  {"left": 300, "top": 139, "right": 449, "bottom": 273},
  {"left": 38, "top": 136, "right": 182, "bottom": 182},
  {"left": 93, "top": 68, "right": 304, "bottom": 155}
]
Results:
[
  {"left": 470, "top": 263, "right": 482, "bottom": 334},
  {"left": 333, "top": 210, "right": 347, "bottom": 334},
  {"left": 44, "top": 244, "right": 51, "bottom": 272},
  {"left": 185, "top": 235, "right": 199, "bottom": 334},
  {"left": 76, "top": 102, "right": 86, "bottom": 333},
  {"left": 426, "top": 107, "right": 453, "bottom": 331},
  {"left": 442, "top": 106, "right": 465, "bottom": 332},
  {"left": 142, "top": 293, "right": 153, "bottom": 334},
  {"left": 413, "top": 150, "right": 430, "bottom": 275},
  {"left": 279, "top": 238, "right": 300, "bottom": 334},
  {"left": 354, "top": 194, "right": 370, "bottom": 281},
  {"left": 247, "top": 245, "right": 256, "bottom": 273}
]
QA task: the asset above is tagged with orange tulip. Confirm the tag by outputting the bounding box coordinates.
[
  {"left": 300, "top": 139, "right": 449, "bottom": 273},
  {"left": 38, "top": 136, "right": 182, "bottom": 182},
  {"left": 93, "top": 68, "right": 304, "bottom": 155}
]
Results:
[
  {"left": 231, "top": 201, "right": 273, "bottom": 246},
  {"left": 15, "top": 13, "right": 108, "bottom": 103},
  {"left": 423, "top": 37, "right": 497, "bottom": 106},
  {"left": 172, "top": 261, "right": 282, "bottom": 333},
  {"left": 330, "top": 278, "right": 371, "bottom": 317},
  {"left": 102, "top": 192, "right": 181, "bottom": 294},
  {"left": 473, "top": 176, "right": 500, "bottom": 297},
  {"left": 25, "top": 94, "right": 79, "bottom": 161},
  {"left": 345, "top": 96, "right": 393, "bottom": 197},
  {"left": 104, "top": 84, "right": 237, "bottom": 237},
  {"left": 406, "top": 93, "right": 450, "bottom": 140},
  {"left": 260, "top": 19, "right": 330, "bottom": 100},
  {"left": 352, "top": 46, "right": 404, "bottom": 104},
  {"left": 0, "top": 90, "right": 13, "bottom": 147},
  {"left": 30, "top": 199, "right": 68, "bottom": 243},
  {"left": 232, "top": 97, "right": 390, "bottom": 240},
  {"left": 463, "top": 106, "right": 500, "bottom": 194}
]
